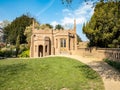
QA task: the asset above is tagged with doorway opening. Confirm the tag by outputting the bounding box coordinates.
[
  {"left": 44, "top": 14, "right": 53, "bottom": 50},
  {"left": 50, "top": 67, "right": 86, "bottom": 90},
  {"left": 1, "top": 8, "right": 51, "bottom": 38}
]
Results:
[{"left": 38, "top": 45, "right": 43, "bottom": 57}]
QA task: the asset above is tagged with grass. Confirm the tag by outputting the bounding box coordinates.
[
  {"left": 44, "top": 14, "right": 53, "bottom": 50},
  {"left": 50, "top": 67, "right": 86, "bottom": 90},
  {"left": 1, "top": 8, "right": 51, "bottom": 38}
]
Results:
[
  {"left": 0, "top": 57, "right": 104, "bottom": 90},
  {"left": 104, "top": 58, "right": 120, "bottom": 72}
]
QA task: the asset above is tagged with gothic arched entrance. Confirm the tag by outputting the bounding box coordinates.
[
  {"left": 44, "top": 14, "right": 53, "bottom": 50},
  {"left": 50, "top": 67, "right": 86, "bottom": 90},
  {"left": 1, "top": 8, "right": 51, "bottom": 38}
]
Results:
[{"left": 38, "top": 45, "right": 43, "bottom": 57}]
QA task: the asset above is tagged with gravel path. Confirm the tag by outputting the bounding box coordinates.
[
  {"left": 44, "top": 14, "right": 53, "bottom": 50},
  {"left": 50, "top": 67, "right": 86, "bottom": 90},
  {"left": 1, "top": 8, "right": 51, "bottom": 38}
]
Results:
[{"left": 53, "top": 55, "right": 120, "bottom": 90}]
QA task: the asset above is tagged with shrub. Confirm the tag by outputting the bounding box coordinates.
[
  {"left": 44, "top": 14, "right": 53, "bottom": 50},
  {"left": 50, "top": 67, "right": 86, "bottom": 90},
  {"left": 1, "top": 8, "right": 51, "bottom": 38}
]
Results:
[
  {"left": 19, "top": 44, "right": 29, "bottom": 54},
  {"left": 0, "top": 50, "right": 4, "bottom": 57},
  {"left": 104, "top": 59, "right": 120, "bottom": 72},
  {"left": 0, "top": 46, "right": 17, "bottom": 57},
  {"left": 0, "top": 49, "right": 12, "bottom": 57},
  {"left": 19, "top": 49, "right": 30, "bottom": 58}
]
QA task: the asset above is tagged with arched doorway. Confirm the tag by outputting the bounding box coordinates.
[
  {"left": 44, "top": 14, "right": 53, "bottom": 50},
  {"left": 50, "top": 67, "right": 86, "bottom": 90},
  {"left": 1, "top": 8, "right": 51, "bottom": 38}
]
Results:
[{"left": 38, "top": 45, "right": 43, "bottom": 57}]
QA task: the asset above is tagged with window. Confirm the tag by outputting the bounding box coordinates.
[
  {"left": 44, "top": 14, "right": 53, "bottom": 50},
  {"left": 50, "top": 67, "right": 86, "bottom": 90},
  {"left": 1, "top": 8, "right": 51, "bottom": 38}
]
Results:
[{"left": 60, "top": 39, "right": 66, "bottom": 47}]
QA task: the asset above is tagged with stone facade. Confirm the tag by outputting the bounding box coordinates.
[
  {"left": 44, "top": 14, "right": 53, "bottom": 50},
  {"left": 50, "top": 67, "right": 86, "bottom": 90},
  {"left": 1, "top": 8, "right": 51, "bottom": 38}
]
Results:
[{"left": 30, "top": 20, "right": 77, "bottom": 57}]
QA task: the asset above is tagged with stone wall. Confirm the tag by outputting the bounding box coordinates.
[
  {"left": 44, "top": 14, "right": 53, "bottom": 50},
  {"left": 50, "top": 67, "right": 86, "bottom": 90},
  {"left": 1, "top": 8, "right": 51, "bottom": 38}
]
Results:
[
  {"left": 98, "top": 48, "right": 120, "bottom": 62},
  {"left": 73, "top": 47, "right": 120, "bottom": 62}
]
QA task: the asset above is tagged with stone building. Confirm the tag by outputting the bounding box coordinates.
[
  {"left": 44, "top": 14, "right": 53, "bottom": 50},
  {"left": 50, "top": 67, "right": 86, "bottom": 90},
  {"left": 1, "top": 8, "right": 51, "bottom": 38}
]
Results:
[{"left": 30, "top": 20, "right": 77, "bottom": 57}]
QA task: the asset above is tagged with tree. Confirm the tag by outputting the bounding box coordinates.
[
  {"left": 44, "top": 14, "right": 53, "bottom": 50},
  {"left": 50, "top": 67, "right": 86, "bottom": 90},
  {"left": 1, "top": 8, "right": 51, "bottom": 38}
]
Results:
[
  {"left": 16, "top": 35, "right": 20, "bottom": 57},
  {"left": 40, "top": 24, "right": 53, "bottom": 29},
  {"left": 83, "top": 1, "right": 120, "bottom": 48},
  {"left": 3, "top": 14, "right": 35, "bottom": 45},
  {"left": 45, "top": 24, "right": 53, "bottom": 29},
  {"left": 55, "top": 24, "right": 64, "bottom": 30}
]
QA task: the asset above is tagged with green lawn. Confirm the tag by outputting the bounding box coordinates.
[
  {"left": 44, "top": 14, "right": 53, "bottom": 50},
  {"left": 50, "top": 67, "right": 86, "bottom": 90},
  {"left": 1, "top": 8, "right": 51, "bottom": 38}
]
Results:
[{"left": 0, "top": 57, "right": 104, "bottom": 90}]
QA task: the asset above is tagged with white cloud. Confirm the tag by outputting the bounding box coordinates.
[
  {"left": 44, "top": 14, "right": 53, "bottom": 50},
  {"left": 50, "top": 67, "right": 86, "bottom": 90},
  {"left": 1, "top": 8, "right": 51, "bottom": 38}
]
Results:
[
  {"left": 51, "top": 21, "right": 59, "bottom": 28},
  {"left": 61, "top": 17, "right": 74, "bottom": 25},
  {"left": 62, "top": 9, "right": 70, "bottom": 13},
  {"left": 76, "top": 17, "right": 86, "bottom": 24},
  {"left": 75, "top": 2, "right": 94, "bottom": 17},
  {"left": 61, "top": 17, "right": 86, "bottom": 25},
  {"left": 60, "top": 2, "right": 94, "bottom": 25}
]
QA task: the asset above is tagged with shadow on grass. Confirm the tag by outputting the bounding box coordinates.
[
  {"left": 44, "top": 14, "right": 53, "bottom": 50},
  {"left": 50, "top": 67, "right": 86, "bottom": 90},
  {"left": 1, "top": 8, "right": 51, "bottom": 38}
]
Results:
[
  {"left": 0, "top": 63, "right": 28, "bottom": 86},
  {"left": 75, "top": 65, "right": 99, "bottom": 79},
  {"left": 88, "top": 61, "right": 120, "bottom": 81}
]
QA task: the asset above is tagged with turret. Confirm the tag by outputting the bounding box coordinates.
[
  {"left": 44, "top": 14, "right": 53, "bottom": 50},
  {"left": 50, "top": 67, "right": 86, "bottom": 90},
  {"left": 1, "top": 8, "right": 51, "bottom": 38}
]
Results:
[
  {"left": 32, "top": 20, "right": 35, "bottom": 32},
  {"left": 74, "top": 19, "right": 76, "bottom": 33}
]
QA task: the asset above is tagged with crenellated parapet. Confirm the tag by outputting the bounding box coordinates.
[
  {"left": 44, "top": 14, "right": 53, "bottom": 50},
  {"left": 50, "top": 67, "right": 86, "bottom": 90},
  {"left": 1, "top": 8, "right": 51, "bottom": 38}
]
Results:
[{"left": 32, "top": 28, "right": 53, "bottom": 34}]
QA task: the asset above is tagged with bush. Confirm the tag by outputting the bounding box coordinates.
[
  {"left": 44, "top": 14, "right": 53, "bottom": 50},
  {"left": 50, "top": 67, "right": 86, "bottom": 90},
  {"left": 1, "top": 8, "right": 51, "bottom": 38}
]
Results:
[
  {"left": 19, "top": 44, "right": 29, "bottom": 54},
  {"left": 0, "top": 50, "right": 4, "bottom": 57},
  {"left": 104, "top": 59, "right": 120, "bottom": 72},
  {"left": 19, "top": 49, "right": 30, "bottom": 58},
  {"left": 0, "top": 50, "right": 12, "bottom": 57},
  {"left": 0, "top": 46, "right": 17, "bottom": 57},
  {"left": 0, "top": 44, "right": 29, "bottom": 58}
]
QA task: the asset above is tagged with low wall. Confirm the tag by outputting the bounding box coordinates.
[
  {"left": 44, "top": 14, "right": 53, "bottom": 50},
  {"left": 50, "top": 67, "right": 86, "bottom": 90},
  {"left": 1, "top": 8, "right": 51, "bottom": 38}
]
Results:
[
  {"left": 102, "top": 48, "right": 120, "bottom": 62},
  {"left": 73, "top": 47, "right": 120, "bottom": 62}
]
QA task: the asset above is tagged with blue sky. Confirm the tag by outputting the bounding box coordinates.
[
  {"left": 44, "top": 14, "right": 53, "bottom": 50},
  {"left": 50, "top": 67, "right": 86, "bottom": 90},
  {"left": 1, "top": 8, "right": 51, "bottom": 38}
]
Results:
[{"left": 0, "top": 0, "right": 94, "bottom": 41}]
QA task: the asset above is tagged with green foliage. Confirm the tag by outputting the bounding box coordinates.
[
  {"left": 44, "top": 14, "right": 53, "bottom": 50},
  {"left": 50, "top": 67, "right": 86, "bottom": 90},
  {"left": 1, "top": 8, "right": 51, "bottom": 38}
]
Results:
[
  {"left": 0, "top": 50, "right": 5, "bottom": 57},
  {"left": 15, "top": 35, "right": 20, "bottom": 57},
  {"left": 24, "top": 25, "right": 32, "bottom": 46},
  {"left": 40, "top": 24, "right": 53, "bottom": 29},
  {"left": 83, "top": 1, "right": 120, "bottom": 48},
  {"left": 19, "top": 49, "right": 29, "bottom": 58},
  {"left": 0, "top": 57, "right": 104, "bottom": 90},
  {"left": 0, "top": 48, "right": 15, "bottom": 57},
  {"left": 55, "top": 24, "right": 64, "bottom": 30},
  {"left": 3, "top": 14, "right": 35, "bottom": 44},
  {"left": 62, "top": 0, "right": 72, "bottom": 4},
  {"left": 104, "top": 58, "right": 120, "bottom": 72},
  {"left": 45, "top": 24, "right": 53, "bottom": 29},
  {"left": 0, "top": 44, "right": 28, "bottom": 58},
  {"left": 19, "top": 44, "right": 29, "bottom": 53}
]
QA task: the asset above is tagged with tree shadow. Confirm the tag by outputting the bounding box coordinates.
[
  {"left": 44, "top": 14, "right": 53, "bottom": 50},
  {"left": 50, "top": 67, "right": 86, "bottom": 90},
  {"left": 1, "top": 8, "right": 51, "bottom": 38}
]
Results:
[
  {"left": 88, "top": 61, "right": 120, "bottom": 81},
  {"left": 74, "top": 65, "right": 100, "bottom": 80},
  {"left": 0, "top": 63, "right": 29, "bottom": 86}
]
